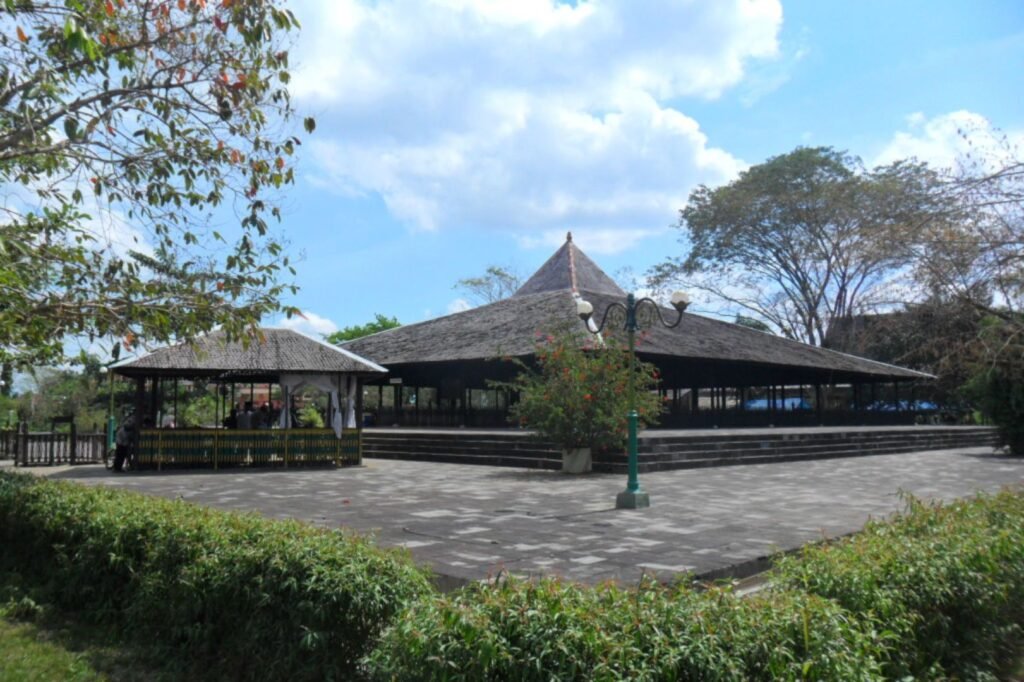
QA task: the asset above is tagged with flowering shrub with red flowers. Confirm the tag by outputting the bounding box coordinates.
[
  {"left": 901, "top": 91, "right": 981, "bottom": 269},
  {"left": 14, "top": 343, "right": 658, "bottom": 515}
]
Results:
[{"left": 498, "top": 331, "right": 663, "bottom": 452}]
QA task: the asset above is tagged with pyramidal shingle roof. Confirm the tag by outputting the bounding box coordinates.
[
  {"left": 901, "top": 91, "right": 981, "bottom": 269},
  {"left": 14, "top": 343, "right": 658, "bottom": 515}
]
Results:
[
  {"left": 342, "top": 235, "right": 929, "bottom": 382},
  {"left": 113, "top": 328, "right": 387, "bottom": 377},
  {"left": 513, "top": 232, "right": 625, "bottom": 297}
]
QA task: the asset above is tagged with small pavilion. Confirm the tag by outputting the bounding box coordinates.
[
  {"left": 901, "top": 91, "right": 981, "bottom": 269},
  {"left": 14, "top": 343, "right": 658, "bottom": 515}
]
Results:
[
  {"left": 112, "top": 328, "right": 386, "bottom": 468},
  {"left": 343, "top": 233, "right": 932, "bottom": 429}
]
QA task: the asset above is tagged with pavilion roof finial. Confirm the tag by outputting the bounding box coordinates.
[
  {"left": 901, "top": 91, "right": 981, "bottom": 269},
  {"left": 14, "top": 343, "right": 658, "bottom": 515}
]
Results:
[{"left": 511, "top": 230, "right": 626, "bottom": 298}]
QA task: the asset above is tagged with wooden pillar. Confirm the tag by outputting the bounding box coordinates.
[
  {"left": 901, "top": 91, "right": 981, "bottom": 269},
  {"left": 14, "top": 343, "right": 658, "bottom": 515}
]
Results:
[
  {"left": 326, "top": 391, "right": 333, "bottom": 431},
  {"left": 356, "top": 379, "right": 364, "bottom": 427},
  {"left": 133, "top": 377, "right": 146, "bottom": 458},
  {"left": 17, "top": 421, "right": 27, "bottom": 467},
  {"left": 69, "top": 420, "right": 77, "bottom": 465},
  {"left": 149, "top": 377, "right": 159, "bottom": 423},
  {"left": 691, "top": 387, "right": 699, "bottom": 412},
  {"left": 893, "top": 381, "right": 900, "bottom": 412},
  {"left": 815, "top": 384, "right": 823, "bottom": 424}
]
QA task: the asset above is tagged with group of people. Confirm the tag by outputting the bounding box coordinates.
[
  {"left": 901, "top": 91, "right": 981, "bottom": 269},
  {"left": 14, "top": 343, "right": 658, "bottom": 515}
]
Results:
[{"left": 223, "top": 401, "right": 280, "bottom": 430}]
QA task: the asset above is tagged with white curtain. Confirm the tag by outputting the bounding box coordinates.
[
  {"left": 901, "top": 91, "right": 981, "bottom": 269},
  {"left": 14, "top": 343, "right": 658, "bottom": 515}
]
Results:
[
  {"left": 278, "top": 373, "right": 355, "bottom": 437},
  {"left": 345, "top": 375, "right": 358, "bottom": 429}
]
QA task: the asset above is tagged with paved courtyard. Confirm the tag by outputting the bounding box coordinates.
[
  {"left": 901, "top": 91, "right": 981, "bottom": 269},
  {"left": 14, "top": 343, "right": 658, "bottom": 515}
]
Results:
[{"left": 40, "top": 447, "right": 1024, "bottom": 586}]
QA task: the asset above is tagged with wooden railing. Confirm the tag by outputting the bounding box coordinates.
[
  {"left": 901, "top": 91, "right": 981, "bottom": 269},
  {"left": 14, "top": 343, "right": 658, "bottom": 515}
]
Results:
[
  {"left": 3, "top": 427, "right": 106, "bottom": 466},
  {"left": 135, "top": 428, "right": 362, "bottom": 469},
  {"left": 0, "top": 430, "right": 13, "bottom": 460}
]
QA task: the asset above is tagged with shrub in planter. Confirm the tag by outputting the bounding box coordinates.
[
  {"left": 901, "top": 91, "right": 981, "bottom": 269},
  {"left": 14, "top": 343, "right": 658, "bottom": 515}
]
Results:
[{"left": 499, "top": 331, "right": 662, "bottom": 469}]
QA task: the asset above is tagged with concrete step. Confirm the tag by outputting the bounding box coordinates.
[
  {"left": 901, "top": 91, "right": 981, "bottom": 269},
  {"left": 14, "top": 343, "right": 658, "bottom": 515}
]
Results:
[
  {"left": 646, "top": 433, "right": 989, "bottom": 451},
  {"left": 625, "top": 437, "right": 997, "bottom": 464},
  {"left": 639, "top": 430, "right": 996, "bottom": 452},
  {"left": 364, "top": 441, "right": 556, "bottom": 455},
  {"left": 362, "top": 427, "right": 999, "bottom": 472},
  {"left": 365, "top": 449, "right": 562, "bottom": 470}
]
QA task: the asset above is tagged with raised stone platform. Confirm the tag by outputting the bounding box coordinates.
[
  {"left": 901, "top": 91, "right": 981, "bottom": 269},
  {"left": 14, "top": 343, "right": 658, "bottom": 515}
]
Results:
[{"left": 363, "top": 425, "right": 999, "bottom": 472}]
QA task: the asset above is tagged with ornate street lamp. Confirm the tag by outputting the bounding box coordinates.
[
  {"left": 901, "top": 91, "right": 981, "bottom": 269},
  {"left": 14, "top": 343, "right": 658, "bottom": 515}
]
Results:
[{"left": 577, "top": 290, "right": 690, "bottom": 509}]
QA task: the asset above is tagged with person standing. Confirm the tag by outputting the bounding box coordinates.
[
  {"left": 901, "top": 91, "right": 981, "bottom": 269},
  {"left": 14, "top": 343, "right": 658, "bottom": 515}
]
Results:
[
  {"left": 237, "top": 401, "right": 255, "bottom": 430},
  {"left": 113, "top": 412, "right": 136, "bottom": 472}
]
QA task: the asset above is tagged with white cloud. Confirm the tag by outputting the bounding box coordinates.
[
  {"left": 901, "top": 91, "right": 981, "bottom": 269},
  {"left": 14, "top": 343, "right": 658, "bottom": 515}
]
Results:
[
  {"left": 291, "top": 0, "right": 779, "bottom": 240},
  {"left": 446, "top": 297, "right": 472, "bottom": 314},
  {"left": 874, "top": 110, "right": 1024, "bottom": 171},
  {"left": 273, "top": 311, "right": 339, "bottom": 337}
]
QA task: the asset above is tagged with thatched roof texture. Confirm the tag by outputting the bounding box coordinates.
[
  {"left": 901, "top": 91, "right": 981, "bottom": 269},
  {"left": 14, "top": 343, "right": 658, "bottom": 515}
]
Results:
[
  {"left": 343, "top": 234, "right": 927, "bottom": 382},
  {"left": 113, "top": 328, "right": 387, "bottom": 378}
]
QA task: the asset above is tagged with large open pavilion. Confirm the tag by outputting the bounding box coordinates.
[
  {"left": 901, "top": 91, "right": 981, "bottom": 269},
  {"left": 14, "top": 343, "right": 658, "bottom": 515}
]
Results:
[
  {"left": 344, "top": 234, "right": 931, "bottom": 429},
  {"left": 112, "top": 329, "right": 385, "bottom": 469}
]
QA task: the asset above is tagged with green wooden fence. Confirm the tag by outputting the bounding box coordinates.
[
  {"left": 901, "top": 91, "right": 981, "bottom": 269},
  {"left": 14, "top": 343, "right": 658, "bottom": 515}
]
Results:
[{"left": 135, "top": 428, "right": 361, "bottom": 469}]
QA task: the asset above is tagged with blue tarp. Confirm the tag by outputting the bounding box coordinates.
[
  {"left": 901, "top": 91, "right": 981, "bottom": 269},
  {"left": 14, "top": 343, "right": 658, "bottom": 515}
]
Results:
[
  {"left": 743, "top": 398, "right": 812, "bottom": 411},
  {"left": 864, "top": 400, "right": 939, "bottom": 412}
]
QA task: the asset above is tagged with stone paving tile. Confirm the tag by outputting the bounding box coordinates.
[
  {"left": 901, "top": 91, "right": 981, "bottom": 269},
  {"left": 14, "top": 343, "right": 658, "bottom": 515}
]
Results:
[{"left": 34, "top": 446, "right": 1024, "bottom": 586}]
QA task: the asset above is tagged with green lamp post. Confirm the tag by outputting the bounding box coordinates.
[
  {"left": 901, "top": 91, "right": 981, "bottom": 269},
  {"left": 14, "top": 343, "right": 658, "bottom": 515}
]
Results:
[{"left": 576, "top": 290, "right": 690, "bottom": 509}]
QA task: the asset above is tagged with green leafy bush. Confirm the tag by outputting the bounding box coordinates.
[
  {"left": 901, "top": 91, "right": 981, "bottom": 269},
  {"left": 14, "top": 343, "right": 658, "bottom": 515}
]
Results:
[
  {"left": 501, "top": 331, "right": 663, "bottom": 451},
  {"left": 970, "top": 362, "right": 1024, "bottom": 455},
  {"left": 5, "top": 470, "right": 1024, "bottom": 681},
  {"left": 774, "top": 490, "right": 1024, "bottom": 680},
  {"left": 367, "top": 491, "right": 1024, "bottom": 681},
  {"left": 0, "top": 472, "right": 433, "bottom": 680},
  {"left": 365, "top": 576, "right": 885, "bottom": 681}
]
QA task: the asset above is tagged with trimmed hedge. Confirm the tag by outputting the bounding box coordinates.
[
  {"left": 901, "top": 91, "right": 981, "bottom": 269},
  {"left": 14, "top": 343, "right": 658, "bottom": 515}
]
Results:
[
  {"left": 366, "top": 489, "right": 1024, "bottom": 681},
  {"left": 0, "top": 472, "right": 433, "bottom": 680},
  {"left": 3, "top": 471, "right": 1023, "bottom": 681},
  {"left": 365, "top": 577, "right": 885, "bottom": 680},
  {"left": 775, "top": 491, "right": 1024, "bottom": 680}
]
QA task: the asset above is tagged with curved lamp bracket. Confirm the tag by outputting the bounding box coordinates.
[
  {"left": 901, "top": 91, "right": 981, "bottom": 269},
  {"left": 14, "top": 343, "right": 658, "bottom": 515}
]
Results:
[{"left": 577, "top": 291, "right": 689, "bottom": 334}]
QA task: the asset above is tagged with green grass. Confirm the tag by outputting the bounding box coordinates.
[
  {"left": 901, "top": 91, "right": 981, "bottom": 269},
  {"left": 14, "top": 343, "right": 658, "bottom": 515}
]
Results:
[
  {"left": 0, "top": 618, "right": 104, "bottom": 682},
  {"left": 0, "top": 572, "right": 177, "bottom": 682}
]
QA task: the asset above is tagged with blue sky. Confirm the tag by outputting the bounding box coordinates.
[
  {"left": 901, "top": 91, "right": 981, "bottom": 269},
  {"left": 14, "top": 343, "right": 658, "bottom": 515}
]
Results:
[{"left": 269, "top": 0, "right": 1023, "bottom": 336}]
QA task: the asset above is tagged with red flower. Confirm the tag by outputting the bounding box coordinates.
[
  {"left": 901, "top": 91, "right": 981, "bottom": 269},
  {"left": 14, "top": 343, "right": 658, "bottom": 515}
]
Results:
[{"left": 583, "top": 393, "right": 592, "bottom": 401}]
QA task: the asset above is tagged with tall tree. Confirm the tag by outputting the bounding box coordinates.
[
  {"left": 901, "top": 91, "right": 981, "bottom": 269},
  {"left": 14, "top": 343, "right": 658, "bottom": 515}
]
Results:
[
  {"left": 0, "top": 0, "right": 311, "bottom": 367},
  {"left": 912, "top": 134, "right": 1023, "bottom": 337},
  {"left": 912, "top": 132, "right": 1024, "bottom": 451},
  {"left": 454, "top": 265, "right": 522, "bottom": 306},
  {"left": 650, "top": 147, "right": 949, "bottom": 345},
  {"left": 324, "top": 314, "right": 401, "bottom": 344}
]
